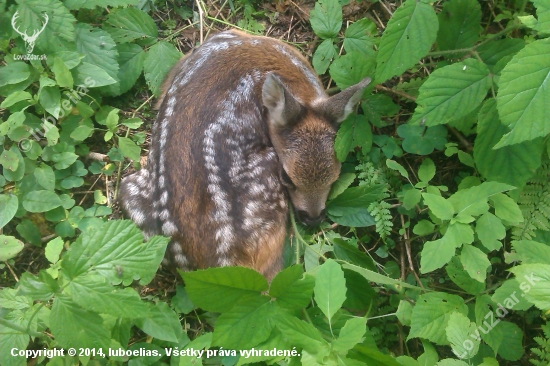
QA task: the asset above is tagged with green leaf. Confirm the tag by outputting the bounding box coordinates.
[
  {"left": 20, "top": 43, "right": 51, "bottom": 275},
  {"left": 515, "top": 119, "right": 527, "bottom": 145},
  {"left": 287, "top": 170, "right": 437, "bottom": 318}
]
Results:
[
  {"left": 70, "top": 125, "right": 94, "bottom": 141},
  {"left": 50, "top": 294, "right": 110, "bottom": 350},
  {"left": 0, "top": 62, "right": 30, "bottom": 87},
  {"left": 474, "top": 99, "right": 543, "bottom": 191},
  {"left": 398, "top": 124, "right": 448, "bottom": 155},
  {"left": 118, "top": 136, "right": 141, "bottom": 161},
  {"left": 181, "top": 266, "right": 268, "bottom": 313},
  {"left": 477, "top": 39, "right": 525, "bottom": 74},
  {"left": 45, "top": 237, "right": 63, "bottom": 264},
  {"left": 446, "top": 257, "right": 485, "bottom": 294},
  {"left": 52, "top": 152, "right": 78, "bottom": 169},
  {"left": 422, "top": 193, "right": 454, "bottom": 220},
  {"left": 135, "top": 301, "right": 180, "bottom": 342},
  {"left": 274, "top": 313, "right": 327, "bottom": 354},
  {"left": 72, "top": 62, "right": 117, "bottom": 87},
  {"left": 332, "top": 317, "right": 366, "bottom": 355},
  {"left": 446, "top": 311, "right": 479, "bottom": 359},
  {"left": 418, "top": 158, "right": 435, "bottom": 183},
  {"left": 0, "top": 150, "right": 19, "bottom": 171},
  {"left": 61, "top": 220, "right": 169, "bottom": 285},
  {"left": 64, "top": 0, "right": 139, "bottom": 10},
  {"left": 343, "top": 18, "right": 376, "bottom": 55},
  {"left": 436, "top": 360, "right": 469, "bottom": 366},
  {"left": 403, "top": 188, "right": 422, "bottom": 210},
  {"left": 103, "top": 7, "right": 158, "bottom": 43},
  {"left": 342, "top": 263, "right": 424, "bottom": 290},
  {"left": 491, "top": 279, "right": 532, "bottom": 311},
  {"left": 18, "top": 271, "right": 59, "bottom": 301},
  {"left": 449, "top": 182, "right": 515, "bottom": 221},
  {"left": 2, "top": 147, "right": 25, "bottom": 182},
  {"left": 420, "top": 236, "right": 456, "bottom": 274},
  {"left": 413, "top": 219, "right": 434, "bottom": 236},
  {"left": 0, "top": 194, "right": 18, "bottom": 229},
  {"left": 328, "top": 173, "right": 356, "bottom": 200},
  {"left": 386, "top": 159, "right": 409, "bottom": 179},
  {"left": 34, "top": 165, "right": 55, "bottom": 191},
  {"left": 269, "top": 265, "right": 315, "bottom": 310},
  {"left": 460, "top": 245, "right": 490, "bottom": 282},
  {"left": 144, "top": 41, "right": 182, "bottom": 96},
  {"left": 334, "top": 114, "right": 372, "bottom": 161},
  {"left": 330, "top": 51, "right": 375, "bottom": 90},
  {"left": 489, "top": 193, "right": 523, "bottom": 224},
  {"left": 0, "top": 310, "right": 30, "bottom": 366},
  {"left": 410, "top": 59, "right": 491, "bottom": 126},
  {"left": 312, "top": 39, "right": 337, "bottom": 75},
  {"left": 496, "top": 321, "right": 524, "bottom": 361},
  {"left": 375, "top": 0, "right": 438, "bottom": 82},
  {"left": 408, "top": 292, "right": 468, "bottom": 345},
  {"left": 314, "top": 259, "right": 346, "bottom": 321},
  {"left": 212, "top": 296, "right": 275, "bottom": 349},
  {"left": 327, "top": 184, "right": 385, "bottom": 209},
  {"left": 474, "top": 295, "right": 504, "bottom": 354},
  {"left": 513, "top": 240, "right": 550, "bottom": 265},
  {"left": 0, "top": 235, "right": 24, "bottom": 261},
  {"left": 510, "top": 264, "right": 550, "bottom": 311},
  {"left": 23, "top": 190, "right": 62, "bottom": 212},
  {"left": 52, "top": 57, "right": 73, "bottom": 88},
  {"left": 533, "top": 0, "right": 550, "bottom": 34},
  {"left": 436, "top": 0, "right": 481, "bottom": 53},
  {"left": 495, "top": 39, "right": 550, "bottom": 147},
  {"left": 309, "top": 0, "right": 342, "bottom": 39},
  {"left": 39, "top": 86, "right": 61, "bottom": 118},
  {"left": 68, "top": 275, "right": 148, "bottom": 318},
  {"left": 74, "top": 23, "right": 119, "bottom": 94},
  {"left": 476, "top": 212, "right": 505, "bottom": 251},
  {"left": 117, "top": 43, "right": 145, "bottom": 94},
  {"left": 1, "top": 91, "right": 32, "bottom": 108}
]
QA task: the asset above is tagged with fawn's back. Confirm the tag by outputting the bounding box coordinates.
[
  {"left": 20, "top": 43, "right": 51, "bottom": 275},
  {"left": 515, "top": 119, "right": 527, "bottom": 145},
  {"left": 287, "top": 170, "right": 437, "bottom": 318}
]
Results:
[{"left": 119, "top": 30, "right": 369, "bottom": 279}]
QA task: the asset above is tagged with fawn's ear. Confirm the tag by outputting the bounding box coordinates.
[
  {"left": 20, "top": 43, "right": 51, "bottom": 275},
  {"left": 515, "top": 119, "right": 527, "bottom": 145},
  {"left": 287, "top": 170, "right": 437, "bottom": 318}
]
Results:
[
  {"left": 262, "top": 73, "right": 303, "bottom": 129},
  {"left": 319, "top": 77, "right": 371, "bottom": 123}
]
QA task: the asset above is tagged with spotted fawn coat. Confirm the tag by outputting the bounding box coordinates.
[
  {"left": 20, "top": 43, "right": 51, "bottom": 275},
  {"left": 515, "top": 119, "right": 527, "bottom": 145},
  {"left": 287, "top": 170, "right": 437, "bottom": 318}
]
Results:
[{"left": 119, "top": 30, "right": 370, "bottom": 279}]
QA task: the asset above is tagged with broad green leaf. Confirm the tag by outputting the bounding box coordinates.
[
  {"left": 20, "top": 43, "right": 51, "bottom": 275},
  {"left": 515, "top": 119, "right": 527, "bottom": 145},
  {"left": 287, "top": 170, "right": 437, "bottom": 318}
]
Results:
[
  {"left": 2, "top": 147, "right": 25, "bottom": 182},
  {"left": 403, "top": 188, "right": 422, "bottom": 210},
  {"left": 0, "top": 62, "right": 30, "bottom": 87},
  {"left": 342, "top": 263, "right": 424, "bottom": 290},
  {"left": 474, "top": 295, "right": 504, "bottom": 354},
  {"left": 64, "top": 0, "right": 139, "bottom": 9},
  {"left": 334, "top": 114, "right": 372, "bottom": 161},
  {"left": 436, "top": 359, "right": 469, "bottom": 366},
  {"left": 460, "top": 245, "right": 490, "bottom": 282},
  {"left": 418, "top": 158, "right": 435, "bottom": 183},
  {"left": 496, "top": 321, "right": 524, "bottom": 361},
  {"left": 327, "top": 184, "right": 385, "bottom": 209},
  {"left": 448, "top": 182, "right": 515, "bottom": 220},
  {"left": 446, "top": 311, "right": 479, "bottom": 359},
  {"left": 68, "top": 275, "right": 148, "bottom": 318},
  {"left": 412, "top": 220, "right": 434, "bottom": 236},
  {"left": 386, "top": 159, "right": 409, "bottom": 179},
  {"left": 0, "top": 235, "right": 24, "bottom": 261},
  {"left": 398, "top": 124, "right": 448, "bottom": 155},
  {"left": 52, "top": 57, "right": 73, "bottom": 88},
  {"left": 135, "top": 301, "right": 180, "bottom": 342},
  {"left": 410, "top": 59, "right": 491, "bottom": 126},
  {"left": 476, "top": 212, "right": 505, "bottom": 251},
  {"left": 333, "top": 239, "right": 375, "bottom": 270},
  {"left": 489, "top": 193, "right": 523, "bottom": 224},
  {"left": 474, "top": 99, "right": 543, "bottom": 191},
  {"left": 332, "top": 317, "right": 366, "bottom": 355},
  {"left": 181, "top": 266, "right": 268, "bottom": 313},
  {"left": 312, "top": 39, "right": 337, "bottom": 75},
  {"left": 491, "top": 279, "right": 532, "bottom": 311},
  {"left": 422, "top": 193, "right": 454, "bottom": 220},
  {"left": 34, "top": 164, "right": 55, "bottom": 191},
  {"left": 74, "top": 23, "right": 119, "bottom": 94},
  {"left": 144, "top": 41, "right": 182, "bottom": 96},
  {"left": 18, "top": 271, "right": 59, "bottom": 301},
  {"left": 117, "top": 43, "right": 145, "bottom": 94},
  {"left": 269, "top": 265, "right": 315, "bottom": 310},
  {"left": 52, "top": 152, "right": 78, "bottom": 169},
  {"left": 50, "top": 294, "right": 110, "bottom": 350},
  {"left": 375, "top": 0, "right": 438, "bottom": 82},
  {"left": 330, "top": 51, "right": 375, "bottom": 90},
  {"left": 103, "top": 7, "right": 158, "bottom": 43},
  {"left": 533, "top": 0, "right": 550, "bottom": 34},
  {"left": 61, "top": 220, "right": 169, "bottom": 285},
  {"left": 510, "top": 264, "right": 550, "bottom": 311},
  {"left": 408, "top": 292, "right": 468, "bottom": 345},
  {"left": 446, "top": 222, "right": 474, "bottom": 246},
  {"left": 39, "top": 86, "right": 61, "bottom": 118},
  {"left": 23, "top": 190, "right": 62, "bottom": 212},
  {"left": 328, "top": 173, "right": 356, "bottom": 200},
  {"left": 512, "top": 240, "right": 550, "bottom": 265},
  {"left": 0, "top": 194, "right": 18, "bottom": 229},
  {"left": 118, "top": 136, "right": 141, "bottom": 161},
  {"left": 0, "top": 150, "right": 19, "bottom": 171},
  {"left": 212, "top": 296, "right": 275, "bottom": 349},
  {"left": 45, "top": 237, "right": 63, "bottom": 264},
  {"left": 477, "top": 39, "right": 525, "bottom": 74},
  {"left": 0, "top": 310, "right": 30, "bottom": 366},
  {"left": 420, "top": 236, "right": 456, "bottom": 274},
  {"left": 275, "top": 313, "right": 327, "bottom": 354},
  {"left": 310, "top": 0, "right": 342, "bottom": 39},
  {"left": 495, "top": 39, "right": 550, "bottom": 147},
  {"left": 0, "top": 289, "right": 31, "bottom": 310},
  {"left": 436, "top": 0, "right": 481, "bottom": 53},
  {"left": 234, "top": 329, "right": 290, "bottom": 365},
  {"left": 314, "top": 259, "right": 346, "bottom": 321},
  {"left": 343, "top": 18, "right": 376, "bottom": 55},
  {"left": 446, "top": 257, "right": 485, "bottom": 294},
  {"left": 396, "top": 301, "right": 413, "bottom": 327},
  {"left": 72, "top": 62, "right": 117, "bottom": 87},
  {"left": 0, "top": 91, "right": 32, "bottom": 108}
]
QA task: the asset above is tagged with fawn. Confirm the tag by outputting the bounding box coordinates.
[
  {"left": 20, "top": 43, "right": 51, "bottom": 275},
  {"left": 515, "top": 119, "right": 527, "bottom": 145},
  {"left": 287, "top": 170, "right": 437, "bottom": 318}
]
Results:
[{"left": 119, "top": 30, "right": 370, "bottom": 279}]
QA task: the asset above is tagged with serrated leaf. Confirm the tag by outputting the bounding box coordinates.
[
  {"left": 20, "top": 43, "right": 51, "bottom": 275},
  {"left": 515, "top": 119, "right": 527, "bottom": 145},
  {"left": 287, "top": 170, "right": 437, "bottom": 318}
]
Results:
[
  {"left": 314, "top": 259, "right": 346, "bottom": 321},
  {"left": 476, "top": 212, "right": 505, "bottom": 251},
  {"left": 446, "top": 311, "right": 479, "bottom": 359},
  {"left": 103, "top": 7, "right": 158, "bottom": 43},
  {"left": 181, "top": 266, "right": 268, "bottom": 313},
  {"left": 533, "top": 0, "right": 550, "bottom": 34},
  {"left": 332, "top": 317, "right": 366, "bottom": 355},
  {"left": 0, "top": 235, "right": 24, "bottom": 261},
  {"left": 411, "top": 59, "right": 491, "bottom": 126},
  {"left": 460, "top": 245, "right": 490, "bottom": 282},
  {"left": 117, "top": 43, "right": 145, "bottom": 94},
  {"left": 489, "top": 193, "right": 523, "bottom": 224},
  {"left": 39, "top": 86, "right": 61, "bottom": 118},
  {"left": 334, "top": 114, "right": 372, "bottom": 161},
  {"left": 23, "top": 190, "right": 62, "bottom": 212},
  {"left": 18, "top": 271, "right": 59, "bottom": 301},
  {"left": 310, "top": 0, "right": 342, "bottom": 39},
  {"left": 408, "top": 292, "right": 468, "bottom": 345},
  {"left": 420, "top": 236, "right": 456, "bottom": 274},
  {"left": 0, "top": 310, "right": 30, "bottom": 366},
  {"left": 375, "top": 0, "right": 438, "bottom": 82},
  {"left": 477, "top": 39, "right": 525, "bottom": 74},
  {"left": 495, "top": 40, "right": 550, "bottom": 147},
  {"left": 327, "top": 184, "right": 385, "bottom": 209},
  {"left": 474, "top": 99, "right": 542, "bottom": 191},
  {"left": 330, "top": 51, "right": 375, "bottom": 90},
  {"left": 422, "top": 193, "right": 454, "bottom": 220},
  {"left": 212, "top": 296, "right": 275, "bottom": 349},
  {"left": 491, "top": 279, "right": 532, "bottom": 311},
  {"left": 328, "top": 173, "right": 356, "bottom": 200},
  {"left": 446, "top": 257, "right": 485, "bottom": 294},
  {"left": 118, "top": 136, "right": 140, "bottom": 161},
  {"left": 312, "top": 39, "right": 337, "bottom": 75},
  {"left": 269, "top": 265, "right": 315, "bottom": 310},
  {"left": 343, "top": 18, "right": 376, "bottom": 55},
  {"left": 72, "top": 62, "right": 117, "bottom": 87},
  {"left": 496, "top": 321, "right": 524, "bottom": 361},
  {"left": 61, "top": 220, "right": 169, "bottom": 285},
  {"left": 448, "top": 182, "right": 515, "bottom": 220},
  {"left": 436, "top": 0, "right": 481, "bottom": 53},
  {"left": 513, "top": 240, "right": 550, "bottom": 265},
  {"left": 0, "top": 62, "right": 30, "bottom": 87},
  {"left": 510, "top": 264, "right": 550, "bottom": 311},
  {"left": 144, "top": 41, "right": 182, "bottom": 96},
  {"left": 274, "top": 313, "right": 326, "bottom": 354},
  {"left": 52, "top": 57, "right": 73, "bottom": 88},
  {"left": 50, "top": 294, "right": 110, "bottom": 350},
  {"left": 135, "top": 301, "right": 180, "bottom": 342}
]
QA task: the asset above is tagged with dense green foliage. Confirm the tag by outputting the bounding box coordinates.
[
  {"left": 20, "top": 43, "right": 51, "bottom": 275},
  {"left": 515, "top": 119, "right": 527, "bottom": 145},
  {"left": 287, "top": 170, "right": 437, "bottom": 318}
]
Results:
[{"left": 1, "top": 0, "right": 550, "bottom": 365}]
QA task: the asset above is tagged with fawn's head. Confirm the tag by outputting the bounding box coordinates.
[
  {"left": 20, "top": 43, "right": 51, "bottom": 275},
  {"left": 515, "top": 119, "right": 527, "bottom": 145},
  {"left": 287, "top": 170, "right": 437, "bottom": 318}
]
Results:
[{"left": 262, "top": 74, "right": 370, "bottom": 226}]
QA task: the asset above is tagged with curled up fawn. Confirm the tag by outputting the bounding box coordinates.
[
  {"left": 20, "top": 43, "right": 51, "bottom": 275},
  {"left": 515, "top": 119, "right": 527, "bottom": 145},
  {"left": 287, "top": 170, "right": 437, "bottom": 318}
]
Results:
[{"left": 119, "top": 30, "right": 370, "bottom": 280}]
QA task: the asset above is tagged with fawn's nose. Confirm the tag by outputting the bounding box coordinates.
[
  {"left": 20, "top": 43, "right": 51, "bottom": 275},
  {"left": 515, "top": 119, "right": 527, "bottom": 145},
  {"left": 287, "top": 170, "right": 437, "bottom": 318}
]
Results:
[{"left": 296, "top": 209, "right": 326, "bottom": 227}]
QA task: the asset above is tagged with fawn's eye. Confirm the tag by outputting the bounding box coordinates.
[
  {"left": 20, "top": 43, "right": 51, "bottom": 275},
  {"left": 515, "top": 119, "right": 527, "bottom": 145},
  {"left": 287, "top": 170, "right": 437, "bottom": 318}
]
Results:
[{"left": 280, "top": 168, "right": 295, "bottom": 189}]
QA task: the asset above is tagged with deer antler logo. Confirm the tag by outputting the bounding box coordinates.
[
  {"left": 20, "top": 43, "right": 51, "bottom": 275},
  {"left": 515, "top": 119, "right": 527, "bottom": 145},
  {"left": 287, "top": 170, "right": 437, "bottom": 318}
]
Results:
[{"left": 11, "top": 11, "right": 49, "bottom": 54}]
